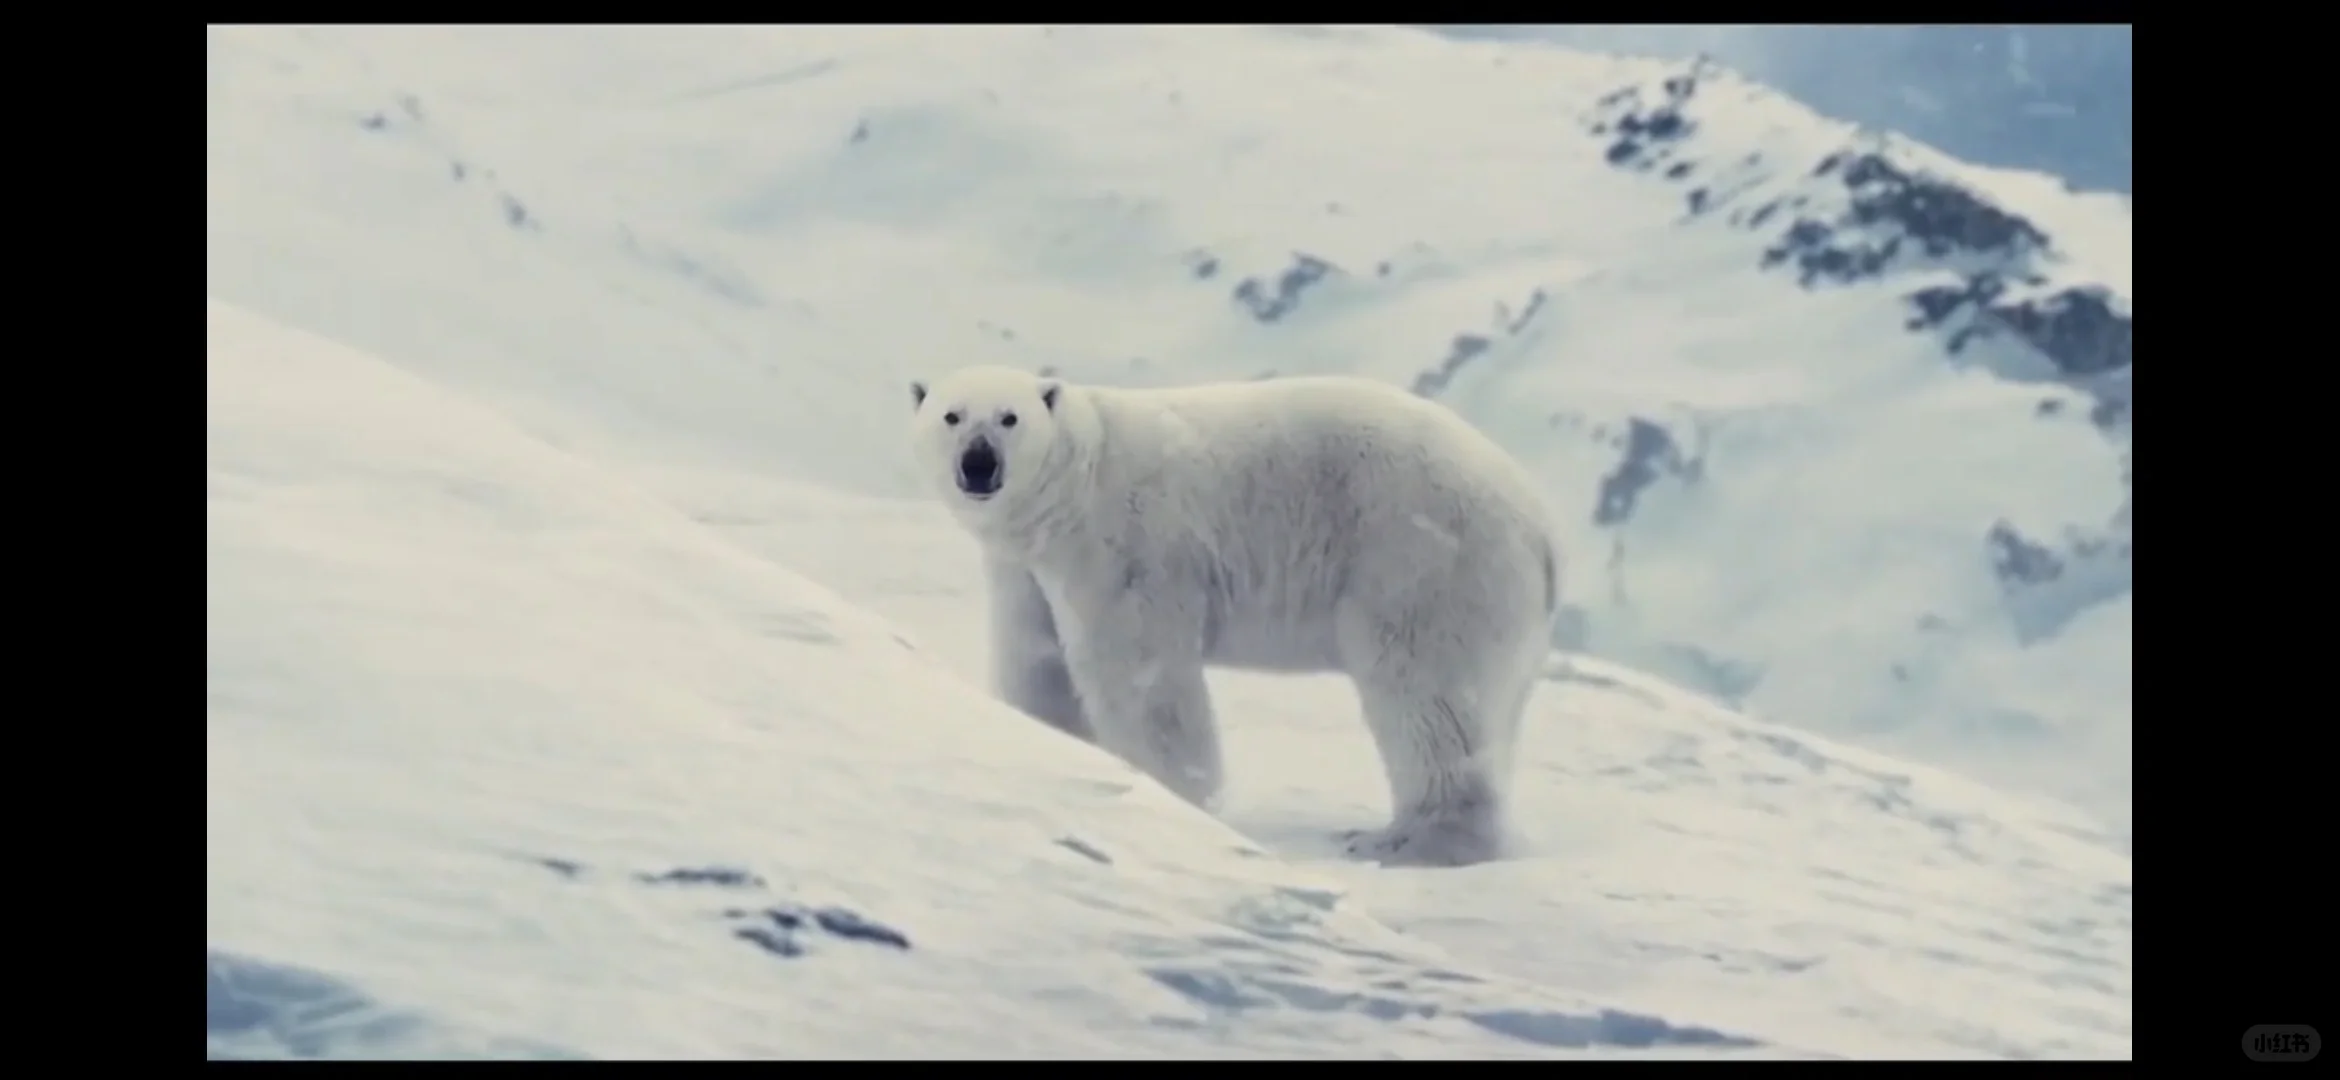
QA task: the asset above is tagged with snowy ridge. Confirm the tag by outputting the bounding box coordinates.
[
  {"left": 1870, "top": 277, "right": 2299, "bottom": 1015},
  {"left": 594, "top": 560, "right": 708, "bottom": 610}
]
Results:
[{"left": 1589, "top": 58, "right": 2129, "bottom": 382}]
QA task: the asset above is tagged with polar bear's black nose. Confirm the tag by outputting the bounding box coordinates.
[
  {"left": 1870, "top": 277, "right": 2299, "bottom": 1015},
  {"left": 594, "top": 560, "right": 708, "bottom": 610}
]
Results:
[{"left": 957, "top": 439, "right": 1002, "bottom": 497}]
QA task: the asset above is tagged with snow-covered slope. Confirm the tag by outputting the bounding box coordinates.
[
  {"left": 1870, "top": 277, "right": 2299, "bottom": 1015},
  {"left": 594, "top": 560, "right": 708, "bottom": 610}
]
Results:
[
  {"left": 209, "top": 299, "right": 1810, "bottom": 1059},
  {"left": 207, "top": 300, "right": 2129, "bottom": 1059},
  {"left": 205, "top": 25, "right": 2130, "bottom": 831}
]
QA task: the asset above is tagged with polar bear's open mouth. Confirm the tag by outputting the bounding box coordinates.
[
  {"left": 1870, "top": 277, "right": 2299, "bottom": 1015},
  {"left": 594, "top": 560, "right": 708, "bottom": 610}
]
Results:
[{"left": 957, "top": 440, "right": 1003, "bottom": 499}]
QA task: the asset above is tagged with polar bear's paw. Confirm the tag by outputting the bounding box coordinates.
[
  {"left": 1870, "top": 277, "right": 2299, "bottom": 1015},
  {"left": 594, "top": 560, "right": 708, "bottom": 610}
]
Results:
[{"left": 1341, "top": 814, "right": 1505, "bottom": 868}]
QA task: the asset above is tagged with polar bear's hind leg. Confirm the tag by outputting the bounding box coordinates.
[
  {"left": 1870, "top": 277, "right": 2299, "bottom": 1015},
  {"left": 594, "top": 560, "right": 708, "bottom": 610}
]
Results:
[{"left": 1341, "top": 671, "right": 1513, "bottom": 867}]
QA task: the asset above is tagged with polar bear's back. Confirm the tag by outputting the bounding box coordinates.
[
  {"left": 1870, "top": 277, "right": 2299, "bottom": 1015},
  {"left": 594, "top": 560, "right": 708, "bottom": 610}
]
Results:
[
  {"left": 1091, "top": 375, "right": 1548, "bottom": 520},
  {"left": 1077, "top": 375, "right": 1559, "bottom": 659}
]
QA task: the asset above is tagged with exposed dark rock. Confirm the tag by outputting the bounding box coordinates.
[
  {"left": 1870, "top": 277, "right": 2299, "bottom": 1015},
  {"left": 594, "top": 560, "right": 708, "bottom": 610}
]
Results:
[
  {"left": 725, "top": 905, "right": 911, "bottom": 957},
  {"left": 1413, "top": 335, "right": 1489, "bottom": 397},
  {"left": 1906, "top": 275, "right": 2130, "bottom": 386},
  {"left": 636, "top": 865, "right": 767, "bottom": 889},
  {"left": 1986, "top": 518, "right": 2130, "bottom": 644},
  {"left": 1798, "top": 151, "right": 2049, "bottom": 271},
  {"left": 733, "top": 925, "right": 803, "bottom": 957},
  {"left": 1595, "top": 418, "right": 1693, "bottom": 526},
  {"left": 499, "top": 193, "right": 536, "bottom": 231},
  {"left": 1412, "top": 290, "right": 1550, "bottom": 399},
  {"left": 1985, "top": 521, "right": 2063, "bottom": 587},
  {"left": 1232, "top": 253, "right": 1338, "bottom": 323},
  {"left": 1590, "top": 59, "right": 1709, "bottom": 172},
  {"left": 360, "top": 95, "right": 425, "bottom": 133},
  {"left": 1778, "top": 151, "right": 2130, "bottom": 394},
  {"left": 1538, "top": 408, "right": 1712, "bottom": 534},
  {"left": 1501, "top": 289, "right": 1548, "bottom": 335},
  {"left": 812, "top": 907, "right": 912, "bottom": 949},
  {"left": 1985, "top": 286, "right": 2130, "bottom": 378}
]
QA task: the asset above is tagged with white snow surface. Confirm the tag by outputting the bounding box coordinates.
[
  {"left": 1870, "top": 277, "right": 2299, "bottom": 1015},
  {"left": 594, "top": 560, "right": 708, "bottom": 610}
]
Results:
[{"left": 206, "top": 24, "right": 2134, "bottom": 1059}]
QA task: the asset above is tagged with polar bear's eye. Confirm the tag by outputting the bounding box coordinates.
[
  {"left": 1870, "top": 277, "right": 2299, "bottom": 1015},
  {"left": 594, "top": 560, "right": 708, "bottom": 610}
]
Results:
[
  {"left": 1000, "top": 411, "right": 1019, "bottom": 428},
  {"left": 943, "top": 411, "right": 962, "bottom": 426}
]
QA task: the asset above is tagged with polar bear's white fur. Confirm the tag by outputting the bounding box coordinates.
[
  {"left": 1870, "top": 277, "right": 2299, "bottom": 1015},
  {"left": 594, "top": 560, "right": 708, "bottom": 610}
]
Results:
[{"left": 908, "top": 365, "right": 1561, "bottom": 867}]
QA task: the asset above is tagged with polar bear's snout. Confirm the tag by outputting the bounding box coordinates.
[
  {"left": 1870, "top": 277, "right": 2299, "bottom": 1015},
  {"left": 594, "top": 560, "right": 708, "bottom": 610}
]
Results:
[{"left": 956, "top": 438, "right": 1004, "bottom": 498}]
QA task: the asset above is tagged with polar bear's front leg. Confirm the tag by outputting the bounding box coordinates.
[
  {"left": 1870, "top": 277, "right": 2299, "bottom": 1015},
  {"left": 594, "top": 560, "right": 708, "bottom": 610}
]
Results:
[
  {"left": 1052, "top": 591, "right": 1224, "bottom": 811},
  {"left": 983, "top": 556, "right": 1093, "bottom": 743}
]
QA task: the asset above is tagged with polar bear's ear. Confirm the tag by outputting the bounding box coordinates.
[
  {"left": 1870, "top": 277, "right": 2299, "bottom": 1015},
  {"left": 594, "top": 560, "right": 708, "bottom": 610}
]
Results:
[
  {"left": 909, "top": 381, "right": 928, "bottom": 409},
  {"left": 1038, "top": 380, "right": 1061, "bottom": 412}
]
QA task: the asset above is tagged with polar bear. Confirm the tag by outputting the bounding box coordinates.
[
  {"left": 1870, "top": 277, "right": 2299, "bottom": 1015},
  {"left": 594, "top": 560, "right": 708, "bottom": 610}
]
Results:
[{"left": 907, "top": 365, "right": 1561, "bottom": 867}]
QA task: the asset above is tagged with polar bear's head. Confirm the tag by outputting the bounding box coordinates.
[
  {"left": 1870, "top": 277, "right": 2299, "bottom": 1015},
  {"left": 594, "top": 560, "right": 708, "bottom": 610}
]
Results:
[{"left": 908, "top": 365, "right": 1069, "bottom": 527}]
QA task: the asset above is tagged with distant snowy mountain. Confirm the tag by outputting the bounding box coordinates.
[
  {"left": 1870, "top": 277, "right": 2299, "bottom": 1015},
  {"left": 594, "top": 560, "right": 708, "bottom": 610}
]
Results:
[
  {"left": 1426, "top": 26, "right": 2133, "bottom": 194},
  {"left": 207, "top": 24, "right": 2132, "bottom": 1058},
  {"left": 207, "top": 24, "right": 2129, "bottom": 833},
  {"left": 207, "top": 299, "right": 2129, "bottom": 1059}
]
